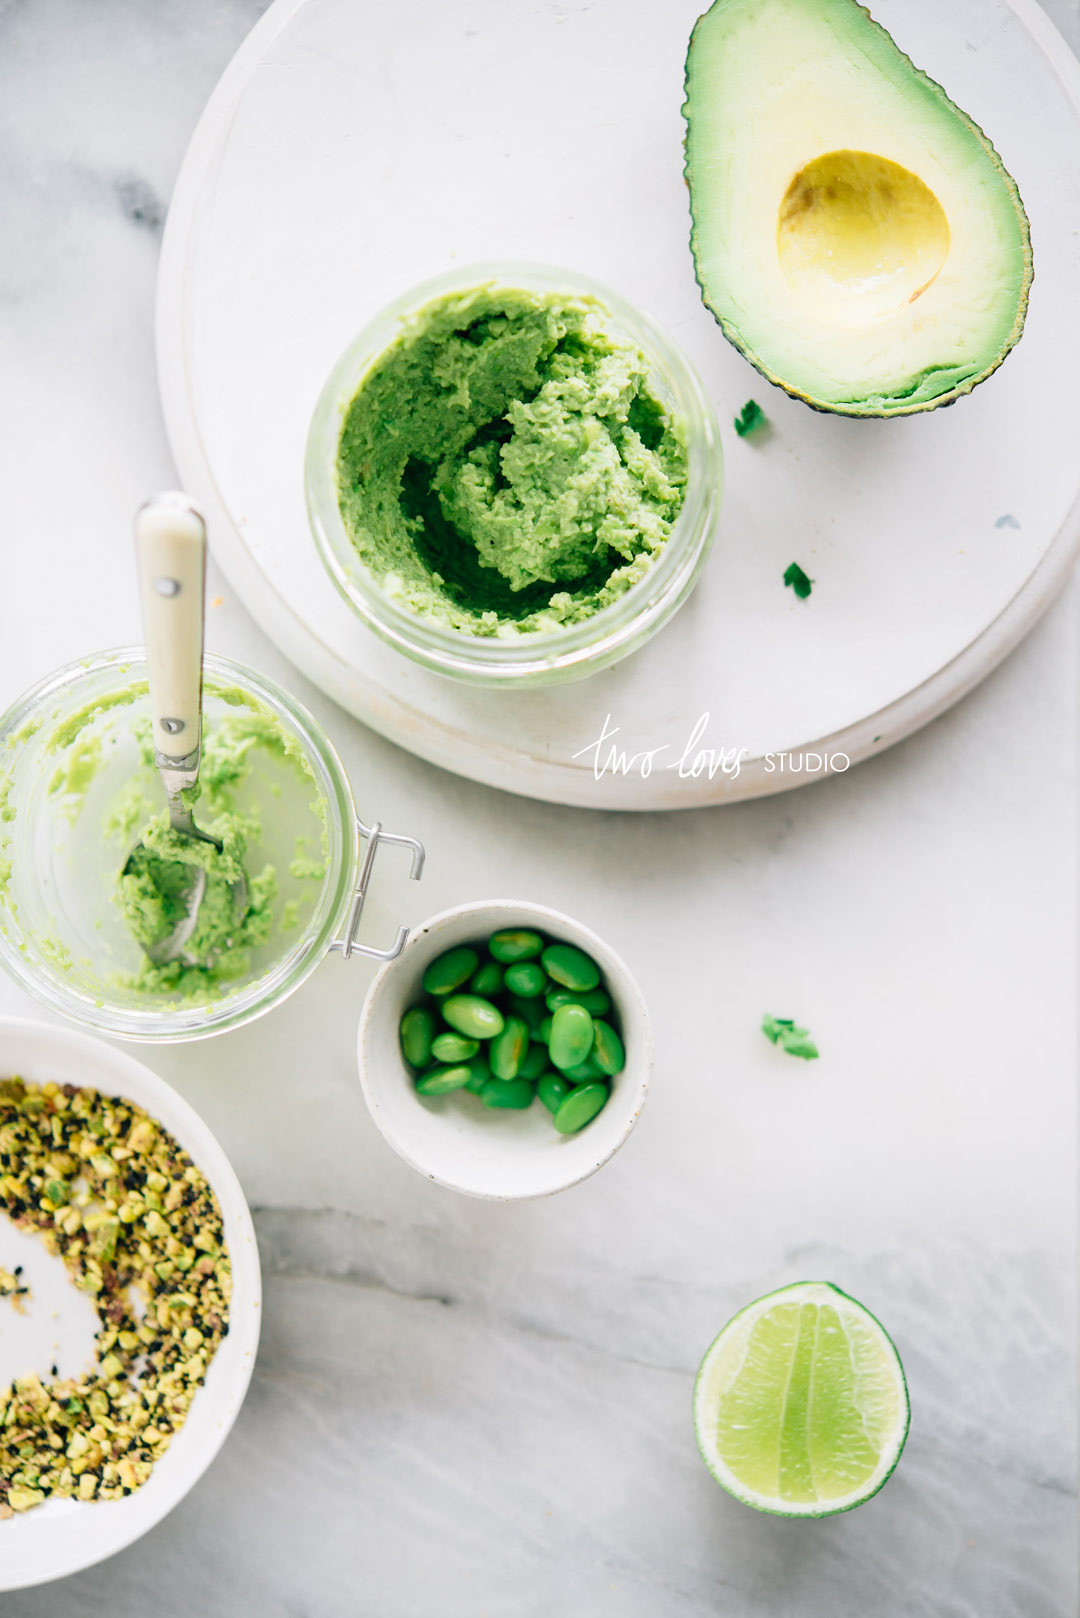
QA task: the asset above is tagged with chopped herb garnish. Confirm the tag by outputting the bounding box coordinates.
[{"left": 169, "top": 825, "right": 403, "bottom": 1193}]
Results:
[
  {"left": 762, "top": 1014, "right": 819, "bottom": 1061},
  {"left": 734, "top": 399, "right": 766, "bottom": 437},
  {"left": 783, "top": 562, "right": 813, "bottom": 600}
]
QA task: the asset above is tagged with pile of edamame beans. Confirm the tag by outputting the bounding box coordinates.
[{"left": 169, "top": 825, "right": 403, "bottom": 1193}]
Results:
[{"left": 399, "top": 929, "right": 625, "bottom": 1135}]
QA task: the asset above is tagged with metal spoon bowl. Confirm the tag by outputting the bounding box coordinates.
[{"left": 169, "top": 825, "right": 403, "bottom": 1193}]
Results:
[{"left": 121, "top": 801, "right": 247, "bottom": 970}]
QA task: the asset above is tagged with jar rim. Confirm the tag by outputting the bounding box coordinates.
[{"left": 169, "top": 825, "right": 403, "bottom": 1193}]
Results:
[{"left": 305, "top": 260, "right": 724, "bottom": 685}]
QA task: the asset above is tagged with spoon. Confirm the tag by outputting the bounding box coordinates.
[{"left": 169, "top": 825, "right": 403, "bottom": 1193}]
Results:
[{"left": 123, "top": 492, "right": 247, "bottom": 966}]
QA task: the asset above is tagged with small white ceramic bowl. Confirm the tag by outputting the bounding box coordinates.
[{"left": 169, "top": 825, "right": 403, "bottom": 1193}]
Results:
[{"left": 358, "top": 901, "right": 651, "bottom": 1199}]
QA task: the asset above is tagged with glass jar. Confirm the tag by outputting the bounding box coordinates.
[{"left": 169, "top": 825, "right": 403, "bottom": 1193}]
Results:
[
  {"left": 305, "top": 262, "right": 723, "bottom": 685},
  {"left": 0, "top": 651, "right": 423, "bottom": 1041}
]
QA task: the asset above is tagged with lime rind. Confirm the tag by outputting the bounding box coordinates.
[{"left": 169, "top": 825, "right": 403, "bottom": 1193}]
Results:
[{"left": 693, "top": 1281, "right": 910, "bottom": 1518}]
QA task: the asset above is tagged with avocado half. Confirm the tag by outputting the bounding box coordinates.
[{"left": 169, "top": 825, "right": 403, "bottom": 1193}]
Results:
[{"left": 683, "top": 0, "right": 1033, "bottom": 417}]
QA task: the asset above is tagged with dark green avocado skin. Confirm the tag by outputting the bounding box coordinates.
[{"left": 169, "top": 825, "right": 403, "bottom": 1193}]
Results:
[{"left": 681, "top": 0, "right": 1034, "bottom": 419}]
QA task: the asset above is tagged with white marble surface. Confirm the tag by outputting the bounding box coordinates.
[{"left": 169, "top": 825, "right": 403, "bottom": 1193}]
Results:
[{"left": 0, "top": 1, "right": 1077, "bottom": 1612}]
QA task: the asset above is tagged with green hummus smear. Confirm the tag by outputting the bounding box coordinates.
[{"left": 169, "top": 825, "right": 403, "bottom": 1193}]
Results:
[
  {"left": 108, "top": 707, "right": 321, "bottom": 998},
  {"left": 336, "top": 286, "right": 689, "bottom": 636},
  {"left": 117, "top": 810, "right": 267, "bottom": 989}
]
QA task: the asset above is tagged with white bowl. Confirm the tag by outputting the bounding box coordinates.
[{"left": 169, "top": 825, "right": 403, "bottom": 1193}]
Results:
[
  {"left": 357, "top": 901, "right": 652, "bottom": 1199},
  {"left": 0, "top": 1018, "right": 260, "bottom": 1592}
]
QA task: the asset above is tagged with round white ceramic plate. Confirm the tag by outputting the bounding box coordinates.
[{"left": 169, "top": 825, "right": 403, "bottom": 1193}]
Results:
[
  {"left": 157, "top": 0, "right": 1080, "bottom": 810},
  {"left": 0, "top": 1018, "right": 260, "bottom": 1591}
]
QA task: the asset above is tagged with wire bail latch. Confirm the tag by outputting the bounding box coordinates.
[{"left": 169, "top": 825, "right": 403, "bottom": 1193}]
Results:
[{"left": 329, "top": 816, "right": 425, "bottom": 961}]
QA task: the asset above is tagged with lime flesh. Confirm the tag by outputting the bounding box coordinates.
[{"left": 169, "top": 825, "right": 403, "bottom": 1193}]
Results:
[{"left": 694, "top": 1281, "right": 909, "bottom": 1517}]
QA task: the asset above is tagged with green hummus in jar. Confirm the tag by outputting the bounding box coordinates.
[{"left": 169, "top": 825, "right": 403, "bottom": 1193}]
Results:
[
  {"left": 335, "top": 286, "right": 689, "bottom": 636},
  {"left": 0, "top": 681, "right": 330, "bottom": 1006}
]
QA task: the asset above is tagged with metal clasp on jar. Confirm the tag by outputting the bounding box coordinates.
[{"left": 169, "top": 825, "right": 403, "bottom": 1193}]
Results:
[{"left": 329, "top": 817, "right": 426, "bottom": 962}]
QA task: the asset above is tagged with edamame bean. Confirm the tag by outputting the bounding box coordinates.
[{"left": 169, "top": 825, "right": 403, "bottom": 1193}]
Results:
[
  {"left": 503, "top": 961, "right": 548, "bottom": 999},
  {"left": 518, "top": 1043, "right": 549, "bottom": 1081},
  {"left": 545, "top": 987, "right": 611, "bottom": 1016},
  {"left": 416, "top": 1064, "right": 472, "bottom": 1095},
  {"left": 431, "top": 1032, "right": 480, "bottom": 1063},
  {"left": 507, "top": 994, "right": 545, "bottom": 1033},
  {"left": 489, "top": 1016, "right": 529, "bottom": 1081},
  {"left": 469, "top": 961, "right": 504, "bottom": 998},
  {"left": 561, "top": 1055, "right": 606, "bottom": 1083},
  {"left": 481, "top": 1077, "right": 535, "bottom": 1109},
  {"left": 538, "top": 1016, "right": 553, "bottom": 1044},
  {"left": 553, "top": 1082, "right": 608, "bottom": 1134},
  {"left": 464, "top": 1056, "right": 489, "bottom": 1095},
  {"left": 549, "top": 1004, "right": 594, "bottom": 1071},
  {"left": 489, "top": 929, "right": 544, "bottom": 963},
  {"left": 537, "top": 1074, "right": 570, "bottom": 1114},
  {"left": 423, "top": 947, "right": 480, "bottom": 996},
  {"left": 591, "top": 1020, "right": 625, "bottom": 1076},
  {"left": 442, "top": 995, "right": 504, "bottom": 1040},
  {"left": 400, "top": 1006, "right": 436, "bottom": 1069},
  {"left": 541, "top": 943, "right": 600, "bottom": 992}
]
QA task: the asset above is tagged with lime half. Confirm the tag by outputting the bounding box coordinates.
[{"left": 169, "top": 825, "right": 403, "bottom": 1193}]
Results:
[{"left": 694, "top": 1281, "right": 910, "bottom": 1517}]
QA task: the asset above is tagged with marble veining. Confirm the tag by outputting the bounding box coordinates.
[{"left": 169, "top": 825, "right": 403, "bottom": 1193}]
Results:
[
  {"left": 113, "top": 175, "right": 166, "bottom": 235},
  {"left": 4, "top": 1214, "right": 1074, "bottom": 1618}
]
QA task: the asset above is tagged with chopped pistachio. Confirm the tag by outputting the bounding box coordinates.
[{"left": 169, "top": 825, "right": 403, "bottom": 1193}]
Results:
[
  {"left": 0, "top": 1077, "right": 230, "bottom": 1518},
  {"left": 0, "top": 1267, "right": 29, "bottom": 1315},
  {"left": 7, "top": 1485, "right": 45, "bottom": 1512}
]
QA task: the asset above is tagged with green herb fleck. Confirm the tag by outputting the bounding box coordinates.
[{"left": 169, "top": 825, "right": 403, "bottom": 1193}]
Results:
[
  {"left": 734, "top": 399, "right": 766, "bottom": 437},
  {"left": 783, "top": 562, "right": 813, "bottom": 600},
  {"left": 762, "top": 1014, "right": 819, "bottom": 1061}
]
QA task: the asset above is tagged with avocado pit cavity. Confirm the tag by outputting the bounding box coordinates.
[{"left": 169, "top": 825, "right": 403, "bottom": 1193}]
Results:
[{"left": 777, "top": 150, "right": 951, "bottom": 328}]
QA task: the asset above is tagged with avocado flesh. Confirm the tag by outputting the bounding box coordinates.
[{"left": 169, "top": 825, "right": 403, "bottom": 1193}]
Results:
[{"left": 684, "top": 0, "right": 1033, "bottom": 417}]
